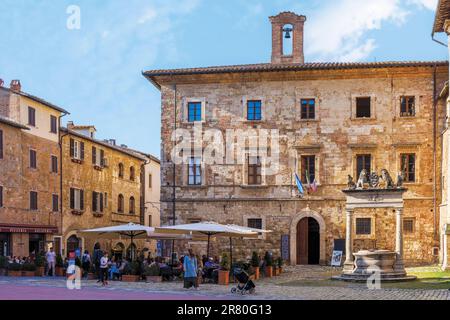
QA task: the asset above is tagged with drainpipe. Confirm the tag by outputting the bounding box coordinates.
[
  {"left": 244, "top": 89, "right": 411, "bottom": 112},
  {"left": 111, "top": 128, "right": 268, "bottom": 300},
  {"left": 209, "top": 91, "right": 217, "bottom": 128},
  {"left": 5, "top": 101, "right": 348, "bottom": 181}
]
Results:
[
  {"left": 171, "top": 81, "right": 177, "bottom": 264},
  {"left": 433, "top": 64, "right": 438, "bottom": 242},
  {"left": 58, "top": 113, "right": 68, "bottom": 256}
]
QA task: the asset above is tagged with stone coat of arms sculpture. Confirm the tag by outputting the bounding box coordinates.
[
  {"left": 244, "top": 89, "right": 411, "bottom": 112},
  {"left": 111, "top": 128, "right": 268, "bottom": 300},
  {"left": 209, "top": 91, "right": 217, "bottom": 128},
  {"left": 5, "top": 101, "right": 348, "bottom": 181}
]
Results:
[{"left": 347, "top": 169, "right": 405, "bottom": 190}]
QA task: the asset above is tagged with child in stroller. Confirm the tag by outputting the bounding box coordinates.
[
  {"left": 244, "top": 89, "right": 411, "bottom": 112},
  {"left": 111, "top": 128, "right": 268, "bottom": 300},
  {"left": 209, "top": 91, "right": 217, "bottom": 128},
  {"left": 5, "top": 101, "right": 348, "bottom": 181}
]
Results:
[{"left": 231, "top": 268, "right": 256, "bottom": 295}]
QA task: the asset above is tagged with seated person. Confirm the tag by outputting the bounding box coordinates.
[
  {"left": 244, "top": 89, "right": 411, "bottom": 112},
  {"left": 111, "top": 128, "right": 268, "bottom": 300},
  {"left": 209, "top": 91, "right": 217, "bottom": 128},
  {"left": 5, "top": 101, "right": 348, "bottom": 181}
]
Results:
[{"left": 109, "top": 259, "right": 119, "bottom": 280}]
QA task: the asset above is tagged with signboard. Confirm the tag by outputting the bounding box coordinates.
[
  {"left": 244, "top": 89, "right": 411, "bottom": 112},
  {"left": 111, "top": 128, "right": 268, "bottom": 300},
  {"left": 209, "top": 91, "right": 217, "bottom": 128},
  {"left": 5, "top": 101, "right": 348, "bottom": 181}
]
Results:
[
  {"left": 281, "top": 235, "right": 290, "bottom": 261},
  {"left": 333, "top": 239, "right": 345, "bottom": 255},
  {"left": 0, "top": 224, "right": 57, "bottom": 234},
  {"left": 331, "top": 250, "right": 343, "bottom": 267}
]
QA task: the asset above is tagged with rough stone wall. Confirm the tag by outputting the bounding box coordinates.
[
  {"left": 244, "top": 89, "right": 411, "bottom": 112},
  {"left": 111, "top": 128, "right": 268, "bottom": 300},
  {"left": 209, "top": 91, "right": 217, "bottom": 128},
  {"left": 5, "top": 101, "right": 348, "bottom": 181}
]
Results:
[
  {"left": 159, "top": 66, "right": 448, "bottom": 265},
  {"left": 61, "top": 133, "right": 146, "bottom": 257}
]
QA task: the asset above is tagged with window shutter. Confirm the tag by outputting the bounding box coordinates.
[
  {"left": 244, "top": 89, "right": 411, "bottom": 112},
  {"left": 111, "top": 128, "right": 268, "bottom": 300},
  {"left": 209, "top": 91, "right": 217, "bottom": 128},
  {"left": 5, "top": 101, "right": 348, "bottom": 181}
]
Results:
[
  {"left": 70, "top": 188, "right": 74, "bottom": 209},
  {"left": 0, "top": 130, "right": 3, "bottom": 159},
  {"left": 70, "top": 139, "right": 74, "bottom": 158},
  {"left": 100, "top": 149, "right": 105, "bottom": 167},
  {"left": 92, "top": 191, "right": 97, "bottom": 212},
  {"left": 0, "top": 186, "right": 3, "bottom": 207},
  {"left": 92, "top": 146, "right": 97, "bottom": 165},
  {"left": 100, "top": 193, "right": 104, "bottom": 212},
  {"left": 80, "top": 189, "right": 84, "bottom": 210},
  {"left": 80, "top": 142, "right": 85, "bottom": 160}
]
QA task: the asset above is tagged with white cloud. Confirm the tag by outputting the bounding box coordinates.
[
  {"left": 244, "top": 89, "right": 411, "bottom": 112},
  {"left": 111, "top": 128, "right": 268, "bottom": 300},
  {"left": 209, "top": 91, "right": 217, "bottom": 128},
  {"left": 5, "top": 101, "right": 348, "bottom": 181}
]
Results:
[
  {"left": 305, "top": 0, "right": 409, "bottom": 62},
  {"left": 408, "top": 0, "right": 438, "bottom": 10}
]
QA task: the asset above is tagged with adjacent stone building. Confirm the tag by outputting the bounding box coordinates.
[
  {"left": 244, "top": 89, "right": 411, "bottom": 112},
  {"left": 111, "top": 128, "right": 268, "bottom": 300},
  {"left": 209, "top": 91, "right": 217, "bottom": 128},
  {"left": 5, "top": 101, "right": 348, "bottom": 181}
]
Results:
[
  {"left": 0, "top": 80, "right": 68, "bottom": 257},
  {"left": 144, "top": 12, "right": 449, "bottom": 266}
]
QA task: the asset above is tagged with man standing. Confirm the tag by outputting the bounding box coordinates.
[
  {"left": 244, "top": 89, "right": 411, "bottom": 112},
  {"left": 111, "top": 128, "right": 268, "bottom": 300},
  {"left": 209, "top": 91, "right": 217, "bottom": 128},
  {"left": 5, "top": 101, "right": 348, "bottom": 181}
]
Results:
[
  {"left": 45, "top": 247, "right": 56, "bottom": 276},
  {"left": 183, "top": 249, "right": 198, "bottom": 290}
]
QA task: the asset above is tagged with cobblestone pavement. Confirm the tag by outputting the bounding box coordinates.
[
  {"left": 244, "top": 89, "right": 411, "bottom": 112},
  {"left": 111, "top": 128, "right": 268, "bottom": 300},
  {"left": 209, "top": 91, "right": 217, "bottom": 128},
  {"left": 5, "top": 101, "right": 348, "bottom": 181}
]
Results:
[{"left": 0, "top": 265, "right": 449, "bottom": 300}]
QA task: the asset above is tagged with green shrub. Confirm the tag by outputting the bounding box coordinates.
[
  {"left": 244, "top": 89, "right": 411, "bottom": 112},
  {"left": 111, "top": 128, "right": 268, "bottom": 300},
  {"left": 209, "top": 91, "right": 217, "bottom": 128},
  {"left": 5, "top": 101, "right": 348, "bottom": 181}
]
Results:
[
  {"left": 126, "top": 261, "right": 141, "bottom": 275},
  {"left": 22, "top": 263, "right": 36, "bottom": 272},
  {"left": 56, "top": 254, "right": 64, "bottom": 267},
  {"left": 8, "top": 263, "right": 22, "bottom": 271},
  {"left": 276, "top": 257, "right": 283, "bottom": 268},
  {"left": 0, "top": 256, "right": 8, "bottom": 269},
  {"left": 251, "top": 252, "right": 260, "bottom": 268},
  {"left": 264, "top": 251, "right": 273, "bottom": 267},
  {"left": 34, "top": 254, "right": 45, "bottom": 267},
  {"left": 143, "top": 264, "right": 160, "bottom": 277},
  {"left": 220, "top": 253, "right": 230, "bottom": 271}
]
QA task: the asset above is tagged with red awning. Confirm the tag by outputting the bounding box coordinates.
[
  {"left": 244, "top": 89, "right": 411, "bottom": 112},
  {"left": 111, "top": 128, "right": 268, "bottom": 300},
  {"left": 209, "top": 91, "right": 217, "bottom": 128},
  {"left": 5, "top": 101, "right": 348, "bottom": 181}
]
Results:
[{"left": 0, "top": 224, "right": 58, "bottom": 234}]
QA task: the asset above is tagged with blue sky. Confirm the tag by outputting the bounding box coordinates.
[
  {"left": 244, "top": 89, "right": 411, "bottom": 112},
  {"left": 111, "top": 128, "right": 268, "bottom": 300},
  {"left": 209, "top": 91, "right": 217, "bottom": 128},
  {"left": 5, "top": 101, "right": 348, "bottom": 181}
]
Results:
[{"left": 0, "top": 0, "right": 447, "bottom": 157}]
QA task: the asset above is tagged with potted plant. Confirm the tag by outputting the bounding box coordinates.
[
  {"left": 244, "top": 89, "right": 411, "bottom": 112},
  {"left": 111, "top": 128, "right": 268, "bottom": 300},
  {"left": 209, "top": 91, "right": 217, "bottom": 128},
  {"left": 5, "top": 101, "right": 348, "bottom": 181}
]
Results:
[
  {"left": 8, "top": 263, "right": 22, "bottom": 277},
  {"left": 0, "top": 256, "right": 8, "bottom": 276},
  {"left": 264, "top": 251, "right": 273, "bottom": 278},
  {"left": 22, "top": 263, "right": 36, "bottom": 277},
  {"left": 34, "top": 254, "right": 46, "bottom": 277},
  {"left": 218, "top": 253, "right": 230, "bottom": 285},
  {"left": 143, "top": 264, "right": 162, "bottom": 282},
  {"left": 251, "top": 252, "right": 260, "bottom": 280},
  {"left": 277, "top": 257, "right": 284, "bottom": 274},
  {"left": 122, "top": 261, "right": 141, "bottom": 282},
  {"left": 55, "top": 254, "right": 64, "bottom": 276}
]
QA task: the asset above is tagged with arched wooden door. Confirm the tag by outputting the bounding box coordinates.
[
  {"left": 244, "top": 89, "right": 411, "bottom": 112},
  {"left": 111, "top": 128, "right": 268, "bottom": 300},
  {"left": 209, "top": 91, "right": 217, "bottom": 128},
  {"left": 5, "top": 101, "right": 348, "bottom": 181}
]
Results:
[{"left": 296, "top": 217, "right": 320, "bottom": 265}]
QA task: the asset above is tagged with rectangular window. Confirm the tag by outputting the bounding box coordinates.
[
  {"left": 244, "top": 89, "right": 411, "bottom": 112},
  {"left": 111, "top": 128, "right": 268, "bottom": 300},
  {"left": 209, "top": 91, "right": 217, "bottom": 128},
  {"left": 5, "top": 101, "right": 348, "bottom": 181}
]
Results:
[
  {"left": 301, "top": 99, "right": 315, "bottom": 120},
  {"left": 70, "top": 188, "right": 84, "bottom": 211},
  {"left": 92, "top": 191, "right": 104, "bottom": 213},
  {"left": 356, "top": 218, "right": 371, "bottom": 235},
  {"left": 247, "top": 100, "right": 262, "bottom": 121},
  {"left": 248, "top": 218, "right": 262, "bottom": 230},
  {"left": 356, "top": 154, "right": 371, "bottom": 178},
  {"left": 30, "top": 149, "right": 37, "bottom": 169},
  {"left": 70, "top": 139, "right": 84, "bottom": 160},
  {"left": 401, "top": 154, "right": 416, "bottom": 182},
  {"left": 187, "top": 102, "right": 202, "bottom": 122},
  {"left": 104, "top": 193, "right": 108, "bottom": 208},
  {"left": 51, "top": 155, "right": 58, "bottom": 173},
  {"left": 301, "top": 155, "right": 315, "bottom": 183},
  {"left": 356, "top": 97, "right": 371, "bottom": 118},
  {"left": 30, "top": 191, "right": 38, "bottom": 211},
  {"left": 188, "top": 157, "right": 202, "bottom": 185},
  {"left": 248, "top": 156, "right": 262, "bottom": 185},
  {"left": 403, "top": 218, "right": 415, "bottom": 234},
  {"left": 28, "top": 107, "right": 36, "bottom": 126},
  {"left": 0, "top": 129, "right": 3, "bottom": 159},
  {"left": 52, "top": 194, "right": 59, "bottom": 212},
  {"left": 400, "top": 96, "right": 415, "bottom": 117},
  {"left": 149, "top": 174, "right": 152, "bottom": 189},
  {"left": 148, "top": 215, "right": 152, "bottom": 227},
  {"left": 0, "top": 186, "right": 3, "bottom": 207},
  {"left": 50, "top": 115, "right": 57, "bottom": 133}
]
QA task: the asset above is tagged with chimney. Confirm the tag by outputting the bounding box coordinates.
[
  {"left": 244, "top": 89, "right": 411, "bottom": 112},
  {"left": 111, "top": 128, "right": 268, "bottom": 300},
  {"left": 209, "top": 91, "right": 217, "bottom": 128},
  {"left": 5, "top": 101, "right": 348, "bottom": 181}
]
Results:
[
  {"left": 120, "top": 144, "right": 128, "bottom": 149},
  {"left": 108, "top": 139, "right": 116, "bottom": 146},
  {"left": 269, "top": 12, "right": 306, "bottom": 64},
  {"left": 0, "top": 79, "right": 4, "bottom": 87},
  {"left": 10, "top": 80, "right": 21, "bottom": 92},
  {"left": 67, "top": 121, "right": 75, "bottom": 129}
]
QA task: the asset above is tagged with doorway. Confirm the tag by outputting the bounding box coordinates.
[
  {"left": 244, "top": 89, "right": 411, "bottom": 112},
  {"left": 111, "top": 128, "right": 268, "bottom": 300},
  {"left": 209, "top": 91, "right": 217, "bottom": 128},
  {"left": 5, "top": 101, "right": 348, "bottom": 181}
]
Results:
[{"left": 296, "top": 217, "right": 320, "bottom": 265}]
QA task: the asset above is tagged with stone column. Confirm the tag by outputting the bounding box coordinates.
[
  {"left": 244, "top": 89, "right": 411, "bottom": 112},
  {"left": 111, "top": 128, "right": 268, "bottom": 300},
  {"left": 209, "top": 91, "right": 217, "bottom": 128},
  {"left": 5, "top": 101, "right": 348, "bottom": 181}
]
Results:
[
  {"left": 343, "top": 209, "right": 354, "bottom": 273},
  {"left": 394, "top": 208, "right": 405, "bottom": 273}
]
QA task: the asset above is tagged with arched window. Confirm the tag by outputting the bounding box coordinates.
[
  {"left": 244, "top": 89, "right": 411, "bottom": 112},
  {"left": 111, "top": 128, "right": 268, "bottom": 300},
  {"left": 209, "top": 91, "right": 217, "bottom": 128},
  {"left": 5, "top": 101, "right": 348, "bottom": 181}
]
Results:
[
  {"left": 67, "top": 235, "right": 80, "bottom": 256},
  {"left": 118, "top": 194, "right": 124, "bottom": 213},
  {"left": 119, "top": 163, "right": 124, "bottom": 178},
  {"left": 130, "top": 166, "right": 135, "bottom": 181},
  {"left": 126, "top": 243, "right": 137, "bottom": 261},
  {"left": 129, "top": 196, "right": 135, "bottom": 214}
]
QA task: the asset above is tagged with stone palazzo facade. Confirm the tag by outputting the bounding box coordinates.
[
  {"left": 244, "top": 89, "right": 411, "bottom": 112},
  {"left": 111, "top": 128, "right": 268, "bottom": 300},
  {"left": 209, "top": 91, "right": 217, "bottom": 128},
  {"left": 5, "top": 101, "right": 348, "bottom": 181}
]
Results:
[{"left": 145, "top": 12, "right": 449, "bottom": 266}]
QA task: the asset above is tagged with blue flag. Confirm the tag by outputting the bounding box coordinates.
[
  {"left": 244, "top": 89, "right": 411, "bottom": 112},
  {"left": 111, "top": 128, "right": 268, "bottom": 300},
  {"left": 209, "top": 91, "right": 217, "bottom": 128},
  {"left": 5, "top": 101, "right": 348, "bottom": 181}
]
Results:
[{"left": 295, "top": 173, "right": 304, "bottom": 195}]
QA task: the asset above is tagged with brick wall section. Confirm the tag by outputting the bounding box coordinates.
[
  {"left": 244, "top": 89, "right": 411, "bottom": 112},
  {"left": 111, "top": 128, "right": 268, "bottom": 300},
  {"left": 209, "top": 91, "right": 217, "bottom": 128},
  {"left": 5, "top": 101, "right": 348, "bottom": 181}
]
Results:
[{"left": 159, "top": 66, "right": 448, "bottom": 265}]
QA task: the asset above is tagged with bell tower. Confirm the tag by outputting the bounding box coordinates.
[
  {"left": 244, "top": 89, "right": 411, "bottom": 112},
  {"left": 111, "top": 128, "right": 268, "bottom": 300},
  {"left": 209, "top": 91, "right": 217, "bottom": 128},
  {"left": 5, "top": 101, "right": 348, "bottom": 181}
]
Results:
[{"left": 270, "top": 12, "right": 306, "bottom": 64}]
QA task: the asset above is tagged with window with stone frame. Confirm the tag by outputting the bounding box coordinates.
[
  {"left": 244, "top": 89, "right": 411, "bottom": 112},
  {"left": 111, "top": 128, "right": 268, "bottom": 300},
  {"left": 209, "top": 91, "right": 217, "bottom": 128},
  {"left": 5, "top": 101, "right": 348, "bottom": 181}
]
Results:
[
  {"left": 118, "top": 163, "right": 124, "bottom": 178},
  {"left": 148, "top": 174, "right": 152, "bottom": 189},
  {"left": 401, "top": 154, "right": 416, "bottom": 182},
  {"left": 188, "top": 157, "right": 202, "bottom": 185},
  {"left": 301, "top": 155, "right": 315, "bottom": 183},
  {"left": 92, "top": 147, "right": 105, "bottom": 167},
  {"left": 69, "top": 188, "right": 84, "bottom": 211},
  {"left": 301, "top": 99, "right": 315, "bottom": 120},
  {"left": 118, "top": 194, "right": 124, "bottom": 213},
  {"left": 0, "top": 186, "right": 3, "bottom": 208},
  {"left": 356, "top": 97, "right": 371, "bottom": 118},
  {"left": 356, "top": 154, "right": 371, "bottom": 178},
  {"left": 92, "top": 191, "right": 104, "bottom": 213},
  {"left": 50, "top": 115, "right": 58, "bottom": 134},
  {"left": 51, "top": 155, "right": 58, "bottom": 173},
  {"left": 52, "top": 194, "right": 59, "bottom": 212},
  {"left": 187, "top": 102, "right": 202, "bottom": 122},
  {"left": 247, "top": 100, "right": 262, "bottom": 121},
  {"left": 28, "top": 107, "right": 36, "bottom": 126},
  {"left": 247, "top": 218, "right": 263, "bottom": 230},
  {"left": 403, "top": 218, "right": 415, "bottom": 234},
  {"left": 130, "top": 166, "right": 136, "bottom": 181},
  {"left": 356, "top": 218, "right": 371, "bottom": 235},
  {"left": 400, "top": 96, "right": 415, "bottom": 117},
  {"left": 0, "top": 129, "right": 3, "bottom": 159},
  {"left": 29, "top": 149, "right": 37, "bottom": 169},
  {"left": 30, "top": 191, "right": 38, "bottom": 211},
  {"left": 69, "top": 138, "right": 84, "bottom": 160},
  {"left": 248, "top": 156, "right": 262, "bottom": 185},
  {"left": 129, "top": 196, "right": 135, "bottom": 214}
]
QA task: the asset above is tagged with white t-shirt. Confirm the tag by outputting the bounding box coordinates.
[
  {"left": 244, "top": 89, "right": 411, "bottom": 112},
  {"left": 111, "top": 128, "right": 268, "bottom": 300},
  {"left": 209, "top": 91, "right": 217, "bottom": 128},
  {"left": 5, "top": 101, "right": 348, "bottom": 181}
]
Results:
[
  {"left": 46, "top": 251, "right": 56, "bottom": 263},
  {"left": 100, "top": 256, "right": 109, "bottom": 268}
]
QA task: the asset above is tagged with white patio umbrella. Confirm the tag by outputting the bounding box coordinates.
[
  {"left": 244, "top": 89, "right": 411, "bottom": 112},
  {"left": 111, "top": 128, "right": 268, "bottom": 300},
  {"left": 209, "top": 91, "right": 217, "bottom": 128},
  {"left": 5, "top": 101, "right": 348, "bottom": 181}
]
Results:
[{"left": 155, "top": 222, "right": 267, "bottom": 265}]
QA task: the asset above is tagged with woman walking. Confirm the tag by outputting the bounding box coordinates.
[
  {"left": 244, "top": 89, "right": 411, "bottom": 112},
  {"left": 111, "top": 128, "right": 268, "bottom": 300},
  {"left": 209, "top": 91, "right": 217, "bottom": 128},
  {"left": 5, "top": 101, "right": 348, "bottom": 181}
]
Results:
[
  {"left": 81, "top": 250, "right": 91, "bottom": 279},
  {"left": 99, "top": 252, "right": 110, "bottom": 286}
]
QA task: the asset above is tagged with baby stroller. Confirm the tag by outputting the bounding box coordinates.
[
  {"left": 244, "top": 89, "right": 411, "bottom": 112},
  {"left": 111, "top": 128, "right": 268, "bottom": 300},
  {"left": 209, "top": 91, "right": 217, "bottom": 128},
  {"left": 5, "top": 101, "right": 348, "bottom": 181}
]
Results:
[{"left": 231, "top": 268, "right": 256, "bottom": 295}]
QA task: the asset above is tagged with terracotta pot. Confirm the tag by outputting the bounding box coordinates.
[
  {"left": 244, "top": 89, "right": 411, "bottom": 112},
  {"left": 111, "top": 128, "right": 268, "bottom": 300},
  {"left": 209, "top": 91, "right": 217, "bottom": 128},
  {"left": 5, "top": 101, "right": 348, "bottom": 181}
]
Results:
[
  {"left": 273, "top": 267, "right": 279, "bottom": 276},
  {"left": 55, "top": 267, "right": 64, "bottom": 276},
  {"left": 146, "top": 276, "right": 162, "bottom": 283},
  {"left": 279, "top": 267, "right": 283, "bottom": 274},
  {"left": 218, "top": 270, "right": 229, "bottom": 285},
  {"left": 8, "top": 270, "right": 22, "bottom": 277},
  {"left": 35, "top": 267, "right": 45, "bottom": 277},
  {"left": 122, "top": 275, "right": 140, "bottom": 282},
  {"left": 265, "top": 266, "right": 273, "bottom": 278},
  {"left": 254, "top": 267, "right": 260, "bottom": 280},
  {"left": 249, "top": 274, "right": 256, "bottom": 281},
  {"left": 22, "top": 271, "right": 35, "bottom": 277}
]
